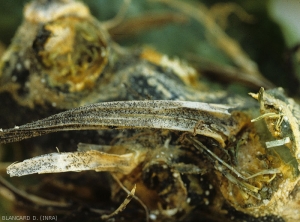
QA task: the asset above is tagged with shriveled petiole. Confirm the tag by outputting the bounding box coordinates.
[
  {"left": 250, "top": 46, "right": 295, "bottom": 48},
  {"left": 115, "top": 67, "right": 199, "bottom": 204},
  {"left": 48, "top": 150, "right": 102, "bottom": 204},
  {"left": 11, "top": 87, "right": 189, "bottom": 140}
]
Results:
[
  {"left": 0, "top": 100, "right": 244, "bottom": 147},
  {"left": 7, "top": 150, "right": 141, "bottom": 177}
]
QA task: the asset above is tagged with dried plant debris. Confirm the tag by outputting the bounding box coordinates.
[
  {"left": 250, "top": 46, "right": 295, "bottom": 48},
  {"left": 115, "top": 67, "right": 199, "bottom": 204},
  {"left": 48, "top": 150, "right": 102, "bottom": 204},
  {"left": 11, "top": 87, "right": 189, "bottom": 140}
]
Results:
[
  {"left": 101, "top": 184, "right": 136, "bottom": 220},
  {"left": 0, "top": 0, "right": 299, "bottom": 222},
  {"left": 0, "top": 87, "right": 300, "bottom": 221},
  {"left": 7, "top": 150, "right": 138, "bottom": 177},
  {"left": 0, "top": 100, "right": 244, "bottom": 147}
]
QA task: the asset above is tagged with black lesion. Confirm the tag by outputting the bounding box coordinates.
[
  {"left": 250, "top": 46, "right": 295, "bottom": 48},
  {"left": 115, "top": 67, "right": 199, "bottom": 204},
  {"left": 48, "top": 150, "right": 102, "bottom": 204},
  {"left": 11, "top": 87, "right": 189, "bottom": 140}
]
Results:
[
  {"left": 129, "top": 75, "right": 160, "bottom": 100},
  {"left": 2, "top": 58, "right": 30, "bottom": 97},
  {"left": 32, "top": 25, "right": 52, "bottom": 66},
  {"left": 142, "top": 163, "right": 177, "bottom": 208},
  {"left": 128, "top": 71, "right": 186, "bottom": 100},
  {"left": 2, "top": 57, "right": 30, "bottom": 84}
]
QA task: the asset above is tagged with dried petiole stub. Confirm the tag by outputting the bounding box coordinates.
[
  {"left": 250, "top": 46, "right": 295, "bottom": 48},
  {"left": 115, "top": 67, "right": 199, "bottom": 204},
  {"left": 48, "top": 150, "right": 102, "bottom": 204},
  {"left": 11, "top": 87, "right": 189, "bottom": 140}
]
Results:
[
  {"left": 0, "top": 100, "right": 245, "bottom": 147},
  {"left": 7, "top": 150, "right": 140, "bottom": 177}
]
